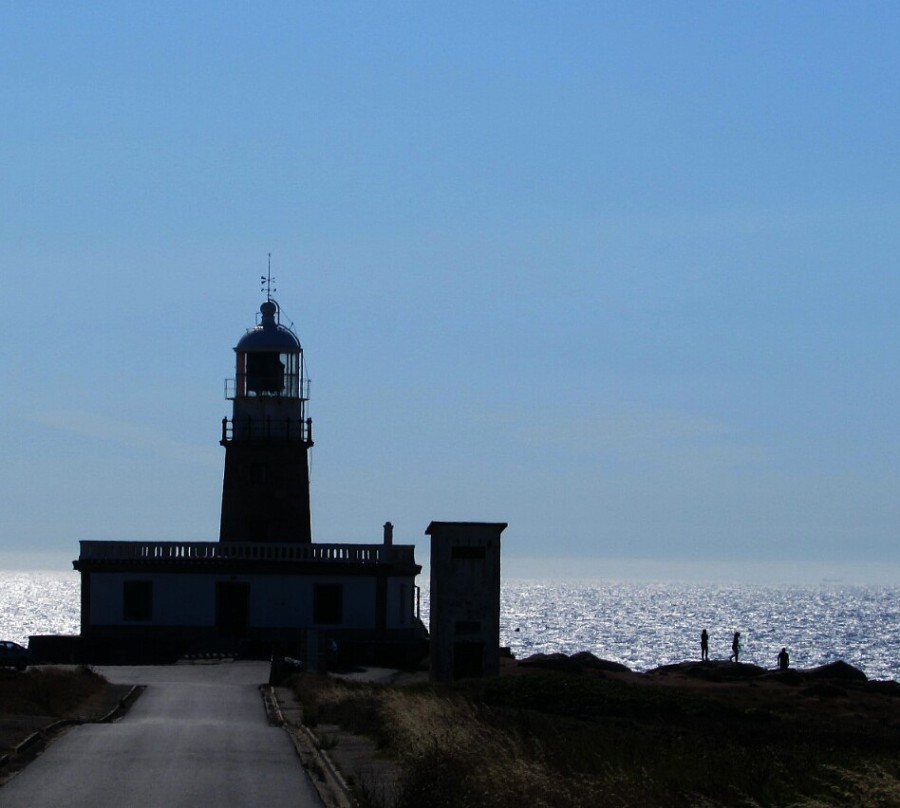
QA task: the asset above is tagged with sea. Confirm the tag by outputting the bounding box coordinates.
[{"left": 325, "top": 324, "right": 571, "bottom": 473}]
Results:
[{"left": 1, "top": 571, "right": 897, "bottom": 681}]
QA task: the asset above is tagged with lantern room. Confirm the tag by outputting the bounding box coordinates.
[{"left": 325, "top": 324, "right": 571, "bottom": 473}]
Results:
[{"left": 229, "top": 300, "right": 306, "bottom": 400}]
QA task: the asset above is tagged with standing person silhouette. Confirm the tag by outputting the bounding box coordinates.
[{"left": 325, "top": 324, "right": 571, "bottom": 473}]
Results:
[
  {"left": 700, "top": 629, "right": 709, "bottom": 661},
  {"left": 730, "top": 631, "right": 741, "bottom": 663},
  {"left": 777, "top": 647, "right": 789, "bottom": 671}
]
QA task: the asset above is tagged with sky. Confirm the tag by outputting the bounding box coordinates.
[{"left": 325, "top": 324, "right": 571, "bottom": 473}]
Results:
[{"left": 2, "top": 3, "right": 900, "bottom": 584}]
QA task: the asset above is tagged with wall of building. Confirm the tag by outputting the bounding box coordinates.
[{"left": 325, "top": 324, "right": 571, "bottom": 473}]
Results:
[
  {"left": 86, "top": 570, "right": 418, "bottom": 631},
  {"left": 428, "top": 521, "right": 506, "bottom": 681}
]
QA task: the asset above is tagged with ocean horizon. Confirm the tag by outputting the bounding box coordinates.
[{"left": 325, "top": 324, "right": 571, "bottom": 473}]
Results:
[
  {"left": 5, "top": 551, "right": 900, "bottom": 586},
  {"left": 1, "top": 569, "right": 896, "bottom": 682}
]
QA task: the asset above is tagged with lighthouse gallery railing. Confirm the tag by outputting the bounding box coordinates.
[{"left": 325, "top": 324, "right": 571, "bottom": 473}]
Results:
[{"left": 78, "top": 540, "right": 415, "bottom": 565}]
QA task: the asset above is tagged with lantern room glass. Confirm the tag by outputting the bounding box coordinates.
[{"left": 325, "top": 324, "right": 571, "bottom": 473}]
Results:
[{"left": 237, "top": 351, "right": 301, "bottom": 398}]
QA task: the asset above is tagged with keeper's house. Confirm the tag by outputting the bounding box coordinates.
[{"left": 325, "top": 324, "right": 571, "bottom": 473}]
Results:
[
  {"left": 72, "top": 528, "right": 422, "bottom": 665},
  {"left": 39, "top": 292, "right": 429, "bottom": 665}
]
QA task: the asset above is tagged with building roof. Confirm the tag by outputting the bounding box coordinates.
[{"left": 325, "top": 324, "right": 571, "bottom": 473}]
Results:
[{"left": 236, "top": 300, "right": 301, "bottom": 352}]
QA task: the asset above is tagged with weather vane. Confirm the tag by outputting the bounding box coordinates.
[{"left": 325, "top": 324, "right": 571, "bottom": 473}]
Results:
[{"left": 260, "top": 253, "right": 277, "bottom": 301}]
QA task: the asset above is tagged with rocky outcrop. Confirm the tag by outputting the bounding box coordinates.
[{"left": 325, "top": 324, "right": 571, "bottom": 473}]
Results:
[
  {"left": 515, "top": 653, "right": 879, "bottom": 687},
  {"left": 647, "top": 660, "right": 767, "bottom": 681},
  {"left": 518, "top": 652, "right": 632, "bottom": 673},
  {"left": 865, "top": 679, "right": 900, "bottom": 697},
  {"left": 802, "top": 660, "right": 867, "bottom": 683}
]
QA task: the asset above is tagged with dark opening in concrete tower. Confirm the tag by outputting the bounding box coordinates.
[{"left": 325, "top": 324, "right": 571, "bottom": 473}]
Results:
[{"left": 219, "top": 298, "right": 314, "bottom": 543}]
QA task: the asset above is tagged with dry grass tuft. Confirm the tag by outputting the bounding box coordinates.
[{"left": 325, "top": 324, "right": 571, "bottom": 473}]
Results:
[
  {"left": 380, "top": 689, "right": 592, "bottom": 808},
  {"left": 789, "top": 763, "right": 900, "bottom": 808},
  {"left": 0, "top": 666, "right": 106, "bottom": 718},
  {"left": 290, "top": 670, "right": 900, "bottom": 808}
]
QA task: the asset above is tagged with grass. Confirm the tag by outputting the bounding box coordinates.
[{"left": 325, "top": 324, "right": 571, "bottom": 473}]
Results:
[
  {"left": 0, "top": 665, "right": 106, "bottom": 719},
  {"left": 0, "top": 665, "right": 110, "bottom": 760},
  {"left": 288, "top": 668, "right": 900, "bottom": 808}
]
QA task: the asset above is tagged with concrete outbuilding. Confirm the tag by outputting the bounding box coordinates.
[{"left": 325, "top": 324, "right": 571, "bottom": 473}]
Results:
[{"left": 427, "top": 521, "right": 507, "bottom": 681}]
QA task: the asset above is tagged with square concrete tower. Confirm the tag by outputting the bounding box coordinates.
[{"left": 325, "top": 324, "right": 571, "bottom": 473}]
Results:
[{"left": 427, "top": 521, "right": 507, "bottom": 681}]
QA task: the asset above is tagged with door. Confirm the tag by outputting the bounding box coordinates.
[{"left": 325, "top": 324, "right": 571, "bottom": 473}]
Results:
[
  {"left": 216, "top": 582, "right": 250, "bottom": 636},
  {"left": 452, "top": 641, "right": 485, "bottom": 679}
]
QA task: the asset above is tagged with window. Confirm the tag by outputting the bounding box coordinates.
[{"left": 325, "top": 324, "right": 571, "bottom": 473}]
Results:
[
  {"left": 455, "top": 620, "right": 482, "bottom": 635},
  {"left": 246, "top": 351, "right": 285, "bottom": 395},
  {"left": 313, "top": 584, "right": 343, "bottom": 625},
  {"left": 453, "top": 641, "right": 485, "bottom": 679},
  {"left": 451, "top": 546, "right": 486, "bottom": 561},
  {"left": 123, "top": 581, "right": 153, "bottom": 621}
]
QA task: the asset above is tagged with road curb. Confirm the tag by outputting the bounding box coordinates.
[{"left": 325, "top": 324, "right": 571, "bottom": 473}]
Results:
[
  {"left": 99, "top": 685, "right": 144, "bottom": 722},
  {"left": 260, "top": 684, "right": 356, "bottom": 808}
]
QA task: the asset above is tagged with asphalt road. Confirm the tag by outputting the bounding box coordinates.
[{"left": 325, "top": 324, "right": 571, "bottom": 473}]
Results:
[{"left": 1, "top": 661, "right": 323, "bottom": 808}]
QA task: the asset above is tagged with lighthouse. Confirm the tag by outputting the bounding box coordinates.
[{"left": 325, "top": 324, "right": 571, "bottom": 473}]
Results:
[
  {"left": 219, "top": 296, "right": 314, "bottom": 543},
  {"left": 50, "top": 277, "right": 480, "bottom": 670}
]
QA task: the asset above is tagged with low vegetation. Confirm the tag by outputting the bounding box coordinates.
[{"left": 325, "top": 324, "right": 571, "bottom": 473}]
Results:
[
  {"left": 0, "top": 666, "right": 107, "bottom": 732},
  {"left": 289, "top": 667, "right": 900, "bottom": 808}
]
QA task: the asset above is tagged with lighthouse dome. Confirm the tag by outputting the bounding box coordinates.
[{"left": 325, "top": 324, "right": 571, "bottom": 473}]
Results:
[{"left": 236, "top": 300, "right": 301, "bottom": 353}]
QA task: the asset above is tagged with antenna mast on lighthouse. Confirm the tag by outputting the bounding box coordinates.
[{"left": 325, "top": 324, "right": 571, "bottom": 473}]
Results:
[{"left": 260, "top": 253, "right": 277, "bottom": 302}]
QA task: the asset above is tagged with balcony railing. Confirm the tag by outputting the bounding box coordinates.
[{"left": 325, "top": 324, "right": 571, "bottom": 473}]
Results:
[
  {"left": 221, "top": 416, "right": 313, "bottom": 444},
  {"left": 78, "top": 540, "right": 416, "bottom": 565}
]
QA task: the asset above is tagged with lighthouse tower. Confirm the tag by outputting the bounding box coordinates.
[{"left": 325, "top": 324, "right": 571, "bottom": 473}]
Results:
[{"left": 219, "top": 295, "right": 313, "bottom": 543}]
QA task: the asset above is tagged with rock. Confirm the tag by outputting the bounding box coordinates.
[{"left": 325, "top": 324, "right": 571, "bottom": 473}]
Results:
[
  {"left": 700, "top": 662, "right": 766, "bottom": 681},
  {"left": 518, "top": 652, "right": 632, "bottom": 674},
  {"left": 646, "top": 660, "right": 766, "bottom": 681},
  {"left": 802, "top": 682, "right": 848, "bottom": 699},
  {"left": 803, "top": 661, "right": 867, "bottom": 683},
  {"left": 518, "top": 653, "right": 582, "bottom": 672},
  {"left": 865, "top": 680, "right": 900, "bottom": 697},
  {"left": 569, "top": 652, "right": 632, "bottom": 673},
  {"left": 647, "top": 662, "right": 686, "bottom": 676},
  {"left": 759, "top": 669, "right": 804, "bottom": 686}
]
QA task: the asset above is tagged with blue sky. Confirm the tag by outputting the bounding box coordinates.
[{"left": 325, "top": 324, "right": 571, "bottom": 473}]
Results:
[{"left": 2, "top": 3, "right": 899, "bottom": 582}]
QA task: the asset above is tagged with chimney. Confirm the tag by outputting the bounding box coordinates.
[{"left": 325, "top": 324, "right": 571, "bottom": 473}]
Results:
[{"left": 383, "top": 521, "right": 394, "bottom": 546}]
